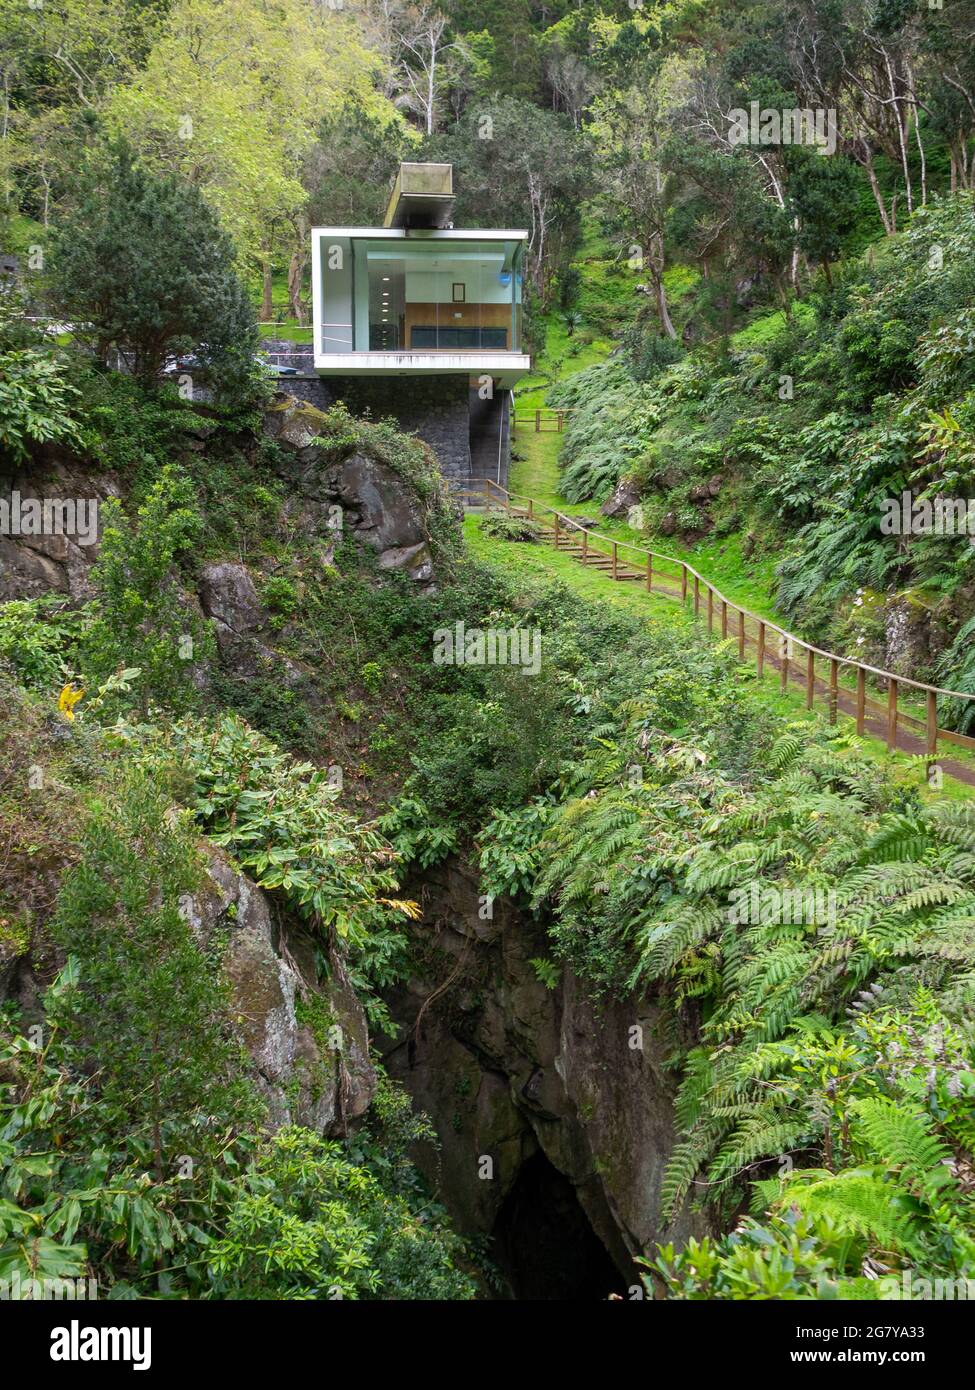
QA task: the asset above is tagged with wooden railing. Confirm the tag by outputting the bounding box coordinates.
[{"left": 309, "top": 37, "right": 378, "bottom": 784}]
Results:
[
  {"left": 512, "top": 408, "right": 573, "bottom": 433},
  {"left": 472, "top": 478, "right": 975, "bottom": 762}
]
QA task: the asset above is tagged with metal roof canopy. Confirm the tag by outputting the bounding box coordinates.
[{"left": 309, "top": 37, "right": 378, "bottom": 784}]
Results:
[{"left": 383, "top": 162, "right": 455, "bottom": 229}]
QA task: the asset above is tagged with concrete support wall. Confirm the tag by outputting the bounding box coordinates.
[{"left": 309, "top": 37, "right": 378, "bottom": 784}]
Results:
[
  {"left": 330, "top": 375, "right": 473, "bottom": 484},
  {"left": 261, "top": 342, "right": 473, "bottom": 484}
]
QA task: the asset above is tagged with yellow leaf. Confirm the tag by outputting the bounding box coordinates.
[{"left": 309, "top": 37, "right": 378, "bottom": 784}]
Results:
[
  {"left": 381, "top": 898, "right": 423, "bottom": 921},
  {"left": 57, "top": 684, "right": 85, "bottom": 721}
]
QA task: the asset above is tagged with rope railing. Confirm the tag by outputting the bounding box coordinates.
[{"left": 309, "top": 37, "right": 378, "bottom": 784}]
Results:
[{"left": 471, "top": 477, "right": 975, "bottom": 761}]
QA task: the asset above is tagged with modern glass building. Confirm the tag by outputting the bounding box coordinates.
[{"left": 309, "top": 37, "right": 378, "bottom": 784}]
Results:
[
  {"left": 307, "top": 164, "right": 531, "bottom": 492},
  {"left": 311, "top": 165, "right": 531, "bottom": 388}
]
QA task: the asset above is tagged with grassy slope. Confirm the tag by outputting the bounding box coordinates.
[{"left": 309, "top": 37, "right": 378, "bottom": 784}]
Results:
[{"left": 496, "top": 235, "right": 975, "bottom": 797}]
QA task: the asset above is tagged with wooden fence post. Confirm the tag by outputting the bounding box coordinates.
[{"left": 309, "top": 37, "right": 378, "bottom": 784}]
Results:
[
  {"left": 757, "top": 622, "right": 766, "bottom": 677},
  {"left": 707, "top": 587, "right": 714, "bottom": 632},
  {"left": 535, "top": 409, "right": 541, "bottom": 433},
  {"left": 581, "top": 527, "right": 588, "bottom": 561},
  {"left": 806, "top": 648, "right": 815, "bottom": 710},
  {"left": 780, "top": 637, "right": 790, "bottom": 692},
  {"left": 612, "top": 542, "right": 618, "bottom": 580},
  {"left": 527, "top": 498, "right": 533, "bottom": 519},
  {"left": 856, "top": 668, "right": 865, "bottom": 735},
  {"left": 927, "top": 689, "right": 938, "bottom": 760},
  {"left": 829, "top": 659, "right": 839, "bottom": 725},
  {"left": 721, "top": 600, "right": 728, "bottom": 639},
  {"left": 553, "top": 513, "right": 560, "bottom": 546},
  {"left": 887, "top": 678, "right": 898, "bottom": 751},
  {"left": 694, "top": 575, "right": 700, "bottom": 615},
  {"left": 738, "top": 609, "right": 746, "bottom": 661},
  {"left": 646, "top": 555, "right": 653, "bottom": 592},
  {"left": 681, "top": 565, "right": 688, "bottom": 602}
]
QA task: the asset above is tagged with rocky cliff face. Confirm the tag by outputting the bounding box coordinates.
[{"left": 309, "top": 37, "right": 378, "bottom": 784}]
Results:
[
  {"left": 1, "top": 392, "right": 455, "bottom": 1144},
  {"left": 192, "top": 850, "right": 376, "bottom": 1133},
  {"left": 0, "top": 394, "right": 447, "bottom": 607},
  {"left": 380, "top": 859, "right": 696, "bottom": 1298},
  {"left": 0, "top": 832, "right": 375, "bottom": 1138},
  {"left": 264, "top": 394, "right": 441, "bottom": 589},
  {"left": 0, "top": 455, "right": 120, "bottom": 601},
  {"left": 2, "top": 395, "right": 693, "bottom": 1293}
]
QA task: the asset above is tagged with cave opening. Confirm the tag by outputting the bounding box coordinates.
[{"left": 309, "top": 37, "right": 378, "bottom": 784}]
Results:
[{"left": 492, "top": 1150, "right": 627, "bottom": 1301}]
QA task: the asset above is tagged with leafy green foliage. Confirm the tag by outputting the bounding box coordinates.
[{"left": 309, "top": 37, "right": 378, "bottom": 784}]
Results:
[
  {"left": 651, "top": 1209, "right": 878, "bottom": 1301},
  {"left": 479, "top": 513, "right": 544, "bottom": 543},
  {"left": 0, "top": 703, "right": 473, "bottom": 1300},
  {"left": 521, "top": 705, "right": 975, "bottom": 1294},
  {"left": 552, "top": 195, "right": 975, "bottom": 714},
  {"left": 174, "top": 715, "right": 415, "bottom": 1008},
  {"left": 0, "top": 596, "right": 79, "bottom": 691},
  {"left": 207, "top": 1125, "right": 474, "bottom": 1300},
  {"left": 49, "top": 767, "right": 259, "bottom": 1181},
  {"left": 76, "top": 368, "right": 195, "bottom": 480},
  {"left": 0, "top": 346, "right": 82, "bottom": 462},
  {"left": 0, "top": 1011, "right": 186, "bottom": 1295},
  {"left": 81, "top": 464, "right": 214, "bottom": 715}
]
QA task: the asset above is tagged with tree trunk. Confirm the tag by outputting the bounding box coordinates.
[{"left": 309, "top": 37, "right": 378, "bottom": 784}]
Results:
[
  {"left": 651, "top": 265, "right": 676, "bottom": 338},
  {"left": 261, "top": 241, "right": 274, "bottom": 322},
  {"left": 288, "top": 241, "right": 307, "bottom": 325},
  {"left": 426, "top": 41, "right": 436, "bottom": 136},
  {"left": 865, "top": 155, "right": 893, "bottom": 235}
]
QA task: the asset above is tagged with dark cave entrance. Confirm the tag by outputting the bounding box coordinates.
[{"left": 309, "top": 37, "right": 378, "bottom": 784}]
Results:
[{"left": 492, "top": 1151, "right": 626, "bottom": 1301}]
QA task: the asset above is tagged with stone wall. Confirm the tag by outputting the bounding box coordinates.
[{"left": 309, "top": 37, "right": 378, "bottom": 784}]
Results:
[{"left": 328, "top": 375, "right": 473, "bottom": 484}]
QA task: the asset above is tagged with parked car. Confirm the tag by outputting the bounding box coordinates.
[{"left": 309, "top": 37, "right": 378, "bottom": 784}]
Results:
[{"left": 254, "top": 352, "right": 298, "bottom": 377}]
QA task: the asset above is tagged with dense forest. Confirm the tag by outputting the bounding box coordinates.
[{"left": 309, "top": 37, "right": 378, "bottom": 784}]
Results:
[{"left": 2, "top": 0, "right": 975, "bottom": 1337}]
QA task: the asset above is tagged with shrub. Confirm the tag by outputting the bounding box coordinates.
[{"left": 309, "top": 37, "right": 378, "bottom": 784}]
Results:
[
  {"left": 0, "top": 596, "right": 79, "bottom": 691},
  {"left": 480, "top": 513, "right": 544, "bottom": 542},
  {"left": 207, "top": 1126, "right": 475, "bottom": 1300},
  {"left": 0, "top": 347, "right": 82, "bottom": 462},
  {"left": 52, "top": 142, "right": 258, "bottom": 389},
  {"left": 81, "top": 464, "right": 214, "bottom": 715}
]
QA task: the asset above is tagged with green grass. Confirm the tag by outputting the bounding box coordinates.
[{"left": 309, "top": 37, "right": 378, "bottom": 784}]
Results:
[
  {"left": 258, "top": 322, "right": 314, "bottom": 344},
  {"left": 514, "top": 321, "right": 613, "bottom": 414},
  {"left": 504, "top": 376, "right": 975, "bottom": 794},
  {"left": 510, "top": 415, "right": 779, "bottom": 615},
  {"left": 467, "top": 513, "right": 975, "bottom": 800},
  {"left": 731, "top": 300, "right": 817, "bottom": 347},
  {"left": 510, "top": 397, "right": 939, "bottom": 718},
  {"left": 251, "top": 268, "right": 314, "bottom": 343}
]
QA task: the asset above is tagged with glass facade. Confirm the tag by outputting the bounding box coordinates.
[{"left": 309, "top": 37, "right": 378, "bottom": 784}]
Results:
[{"left": 319, "top": 236, "right": 524, "bottom": 355}]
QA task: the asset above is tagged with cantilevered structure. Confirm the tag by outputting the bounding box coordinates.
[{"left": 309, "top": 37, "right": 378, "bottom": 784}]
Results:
[{"left": 304, "top": 163, "right": 531, "bottom": 490}]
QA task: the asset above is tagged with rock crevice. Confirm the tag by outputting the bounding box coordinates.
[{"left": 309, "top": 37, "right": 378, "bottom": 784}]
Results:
[{"left": 380, "top": 858, "right": 697, "bottom": 1295}]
